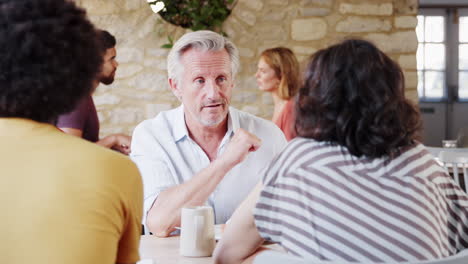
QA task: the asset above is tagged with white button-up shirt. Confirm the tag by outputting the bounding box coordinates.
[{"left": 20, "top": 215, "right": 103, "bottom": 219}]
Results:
[{"left": 131, "top": 105, "right": 287, "bottom": 226}]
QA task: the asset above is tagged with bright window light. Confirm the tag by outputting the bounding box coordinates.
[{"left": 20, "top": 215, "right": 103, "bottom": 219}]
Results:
[{"left": 147, "top": 0, "right": 165, "bottom": 14}]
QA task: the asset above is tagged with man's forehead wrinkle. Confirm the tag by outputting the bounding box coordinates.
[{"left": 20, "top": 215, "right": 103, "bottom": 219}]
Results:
[{"left": 184, "top": 54, "right": 231, "bottom": 77}]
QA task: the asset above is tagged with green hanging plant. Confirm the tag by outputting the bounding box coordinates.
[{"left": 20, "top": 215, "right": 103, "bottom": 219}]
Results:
[{"left": 148, "top": 0, "right": 235, "bottom": 48}]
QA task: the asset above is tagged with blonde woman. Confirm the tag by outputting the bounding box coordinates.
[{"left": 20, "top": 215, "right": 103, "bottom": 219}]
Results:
[{"left": 256, "top": 47, "right": 301, "bottom": 141}]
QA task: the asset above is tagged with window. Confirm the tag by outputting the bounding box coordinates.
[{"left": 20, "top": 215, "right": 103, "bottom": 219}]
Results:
[
  {"left": 460, "top": 15, "right": 468, "bottom": 98},
  {"left": 417, "top": 8, "right": 468, "bottom": 102},
  {"left": 417, "top": 12, "right": 446, "bottom": 99}
]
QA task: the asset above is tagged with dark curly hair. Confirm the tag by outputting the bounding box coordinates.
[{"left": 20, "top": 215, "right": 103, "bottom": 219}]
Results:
[
  {"left": 296, "top": 39, "right": 422, "bottom": 158},
  {"left": 0, "top": 0, "right": 102, "bottom": 123}
]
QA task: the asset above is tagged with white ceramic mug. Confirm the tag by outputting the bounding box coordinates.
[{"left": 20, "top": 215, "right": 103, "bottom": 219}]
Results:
[{"left": 179, "top": 206, "right": 215, "bottom": 257}]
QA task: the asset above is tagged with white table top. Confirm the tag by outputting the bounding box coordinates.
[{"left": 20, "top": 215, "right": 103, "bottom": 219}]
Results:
[
  {"left": 139, "top": 235, "right": 212, "bottom": 264},
  {"left": 138, "top": 235, "right": 285, "bottom": 264}
]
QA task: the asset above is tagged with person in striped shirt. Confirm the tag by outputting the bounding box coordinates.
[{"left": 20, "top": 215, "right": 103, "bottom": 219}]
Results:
[{"left": 214, "top": 39, "right": 468, "bottom": 264}]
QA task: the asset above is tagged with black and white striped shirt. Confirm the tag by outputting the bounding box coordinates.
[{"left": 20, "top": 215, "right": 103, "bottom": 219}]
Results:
[{"left": 254, "top": 138, "right": 468, "bottom": 262}]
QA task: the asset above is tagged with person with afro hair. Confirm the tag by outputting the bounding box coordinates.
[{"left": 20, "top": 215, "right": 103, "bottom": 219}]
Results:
[{"left": 0, "top": 0, "right": 143, "bottom": 263}]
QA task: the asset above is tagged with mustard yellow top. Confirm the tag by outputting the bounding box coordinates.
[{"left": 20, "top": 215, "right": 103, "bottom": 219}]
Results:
[{"left": 0, "top": 118, "right": 143, "bottom": 264}]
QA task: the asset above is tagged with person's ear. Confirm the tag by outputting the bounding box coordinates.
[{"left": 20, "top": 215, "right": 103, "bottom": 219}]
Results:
[{"left": 169, "top": 78, "right": 182, "bottom": 101}]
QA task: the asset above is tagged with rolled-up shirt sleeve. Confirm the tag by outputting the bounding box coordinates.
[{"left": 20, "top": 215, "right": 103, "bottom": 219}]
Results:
[{"left": 130, "top": 120, "right": 176, "bottom": 229}]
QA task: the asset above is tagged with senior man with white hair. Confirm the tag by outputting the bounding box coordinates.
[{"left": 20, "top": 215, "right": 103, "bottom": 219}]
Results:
[{"left": 131, "top": 30, "right": 287, "bottom": 237}]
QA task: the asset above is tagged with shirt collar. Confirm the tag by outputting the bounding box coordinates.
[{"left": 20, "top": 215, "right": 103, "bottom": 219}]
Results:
[
  {"left": 227, "top": 106, "right": 239, "bottom": 137},
  {"left": 172, "top": 105, "right": 240, "bottom": 142}
]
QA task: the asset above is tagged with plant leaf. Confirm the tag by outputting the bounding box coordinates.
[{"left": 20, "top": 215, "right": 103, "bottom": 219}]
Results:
[{"left": 161, "top": 43, "right": 173, "bottom": 49}]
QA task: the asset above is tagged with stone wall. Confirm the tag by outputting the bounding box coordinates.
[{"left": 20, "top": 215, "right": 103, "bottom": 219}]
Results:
[{"left": 76, "top": 0, "right": 419, "bottom": 137}]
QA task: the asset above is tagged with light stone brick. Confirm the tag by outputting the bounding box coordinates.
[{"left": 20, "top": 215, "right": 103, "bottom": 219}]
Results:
[
  {"left": 241, "top": 105, "right": 261, "bottom": 116},
  {"left": 239, "top": 0, "right": 263, "bottom": 11},
  {"left": 404, "top": 71, "right": 418, "bottom": 89},
  {"left": 256, "top": 26, "right": 288, "bottom": 42},
  {"left": 262, "top": 93, "right": 273, "bottom": 105},
  {"left": 223, "top": 24, "right": 237, "bottom": 39},
  {"left": 125, "top": 0, "right": 144, "bottom": 11},
  {"left": 405, "top": 89, "right": 419, "bottom": 103},
  {"left": 97, "top": 112, "right": 106, "bottom": 123},
  {"left": 146, "top": 103, "right": 174, "bottom": 118},
  {"left": 297, "top": 55, "right": 310, "bottom": 62},
  {"left": 235, "top": 9, "right": 256, "bottom": 26},
  {"left": 301, "top": 8, "right": 331, "bottom": 17},
  {"left": 236, "top": 76, "right": 257, "bottom": 91},
  {"left": 262, "top": 8, "right": 285, "bottom": 21},
  {"left": 94, "top": 94, "right": 122, "bottom": 106},
  {"left": 270, "top": 0, "right": 288, "bottom": 6},
  {"left": 94, "top": 81, "right": 118, "bottom": 93},
  {"left": 91, "top": 15, "right": 135, "bottom": 40},
  {"left": 339, "top": 3, "right": 393, "bottom": 16},
  {"left": 287, "top": 7, "right": 301, "bottom": 18},
  {"left": 120, "top": 91, "right": 158, "bottom": 101},
  {"left": 100, "top": 127, "right": 125, "bottom": 136},
  {"left": 117, "top": 48, "right": 144, "bottom": 63},
  {"left": 239, "top": 61, "right": 258, "bottom": 76},
  {"left": 300, "top": 0, "right": 333, "bottom": 6},
  {"left": 325, "top": 13, "right": 342, "bottom": 28},
  {"left": 366, "top": 31, "right": 418, "bottom": 53},
  {"left": 109, "top": 108, "right": 144, "bottom": 124},
  {"left": 143, "top": 58, "right": 163, "bottom": 68},
  {"left": 257, "top": 45, "right": 274, "bottom": 55},
  {"left": 226, "top": 16, "right": 246, "bottom": 35},
  {"left": 116, "top": 64, "right": 144, "bottom": 79},
  {"left": 336, "top": 17, "right": 391, "bottom": 33},
  {"left": 395, "top": 16, "right": 418, "bottom": 29},
  {"left": 292, "top": 18, "right": 327, "bottom": 41},
  {"left": 156, "top": 59, "right": 167, "bottom": 71},
  {"left": 79, "top": 1, "right": 120, "bottom": 15},
  {"left": 399, "top": 55, "right": 417, "bottom": 70},
  {"left": 233, "top": 92, "right": 259, "bottom": 104},
  {"left": 292, "top": 46, "right": 318, "bottom": 55},
  {"left": 146, "top": 48, "right": 169, "bottom": 57},
  {"left": 126, "top": 72, "right": 168, "bottom": 91},
  {"left": 138, "top": 15, "right": 158, "bottom": 39},
  {"left": 394, "top": 0, "right": 418, "bottom": 15},
  {"left": 237, "top": 35, "right": 257, "bottom": 46},
  {"left": 263, "top": 105, "right": 274, "bottom": 119},
  {"left": 239, "top": 47, "right": 255, "bottom": 58}
]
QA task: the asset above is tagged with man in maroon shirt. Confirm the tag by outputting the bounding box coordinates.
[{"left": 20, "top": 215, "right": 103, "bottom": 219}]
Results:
[{"left": 56, "top": 30, "right": 131, "bottom": 155}]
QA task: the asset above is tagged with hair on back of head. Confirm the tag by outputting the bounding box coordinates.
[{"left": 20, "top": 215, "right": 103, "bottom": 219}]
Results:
[
  {"left": 0, "top": 0, "right": 102, "bottom": 123},
  {"left": 98, "top": 30, "right": 116, "bottom": 52},
  {"left": 295, "top": 39, "right": 422, "bottom": 158}
]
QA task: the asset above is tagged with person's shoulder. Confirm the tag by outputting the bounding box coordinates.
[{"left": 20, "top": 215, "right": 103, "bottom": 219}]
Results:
[
  {"left": 279, "top": 138, "right": 337, "bottom": 164},
  {"left": 56, "top": 131, "right": 140, "bottom": 178},
  {"left": 283, "top": 137, "right": 323, "bottom": 153},
  {"left": 397, "top": 143, "right": 447, "bottom": 177},
  {"left": 56, "top": 95, "right": 92, "bottom": 127}
]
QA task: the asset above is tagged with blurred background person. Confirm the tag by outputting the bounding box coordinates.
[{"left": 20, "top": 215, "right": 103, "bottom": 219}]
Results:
[
  {"left": 255, "top": 47, "right": 301, "bottom": 141},
  {"left": 214, "top": 39, "right": 468, "bottom": 263},
  {"left": 0, "top": 0, "right": 143, "bottom": 263},
  {"left": 56, "top": 30, "right": 131, "bottom": 155}
]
